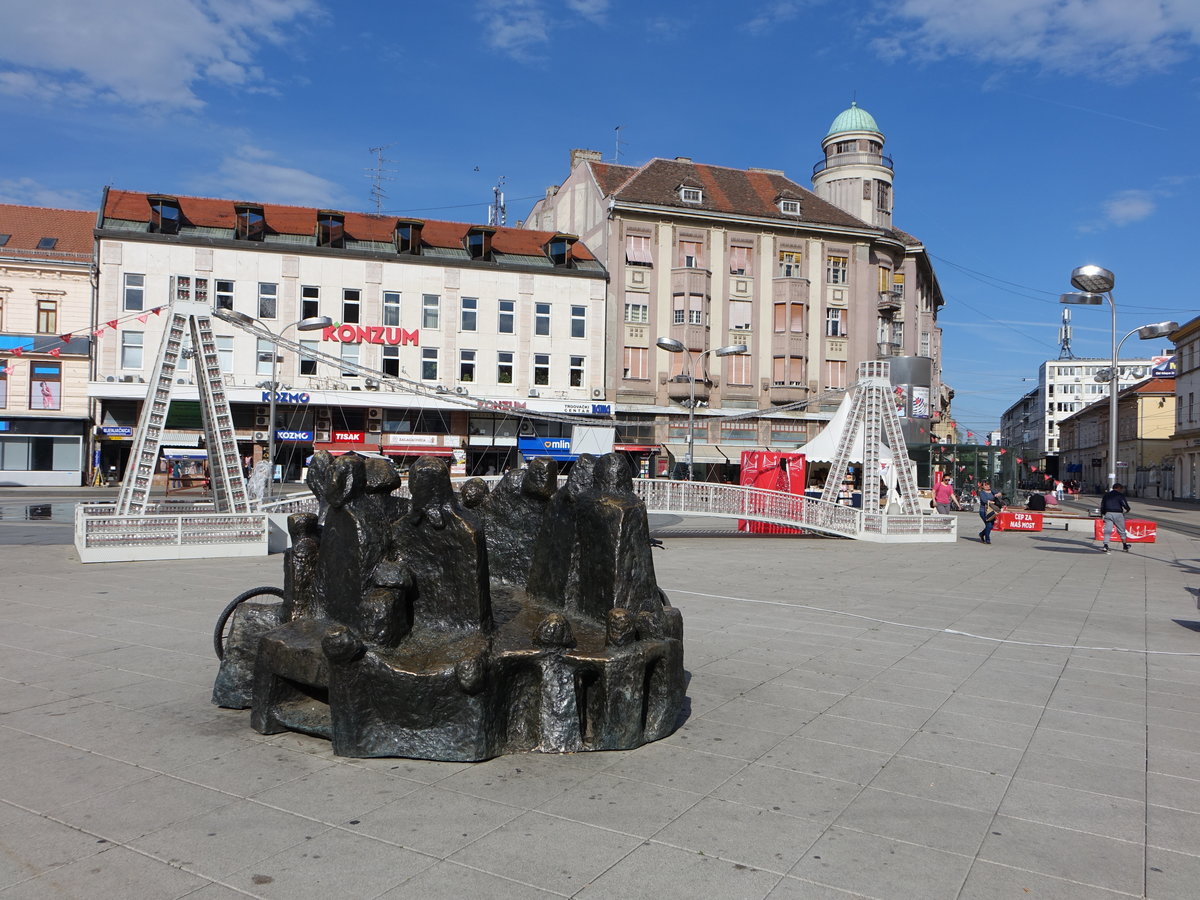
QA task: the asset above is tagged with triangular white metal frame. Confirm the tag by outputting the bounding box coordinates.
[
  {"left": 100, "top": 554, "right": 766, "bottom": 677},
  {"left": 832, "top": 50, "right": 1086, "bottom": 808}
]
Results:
[
  {"left": 817, "top": 361, "right": 921, "bottom": 516},
  {"left": 114, "top": 295, "right": 250, "bottom": 515}
]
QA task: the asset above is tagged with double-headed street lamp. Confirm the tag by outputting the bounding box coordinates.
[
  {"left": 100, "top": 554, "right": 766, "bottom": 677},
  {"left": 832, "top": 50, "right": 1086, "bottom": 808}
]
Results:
[
  {"left": 1060, "top": 265, "right": 1177, "bottom": 490},
  {"left": 655, "top": 338, "right": 749, "bottom": 481},
  {"left": 215, "top": 309, "right": 331, "bottom": 498}
]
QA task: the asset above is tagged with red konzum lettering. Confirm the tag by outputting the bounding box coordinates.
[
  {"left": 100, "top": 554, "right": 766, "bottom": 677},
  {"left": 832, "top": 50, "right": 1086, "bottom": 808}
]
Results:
[{"left": 322, "top": 326, "right": 419, "bottom": 346}]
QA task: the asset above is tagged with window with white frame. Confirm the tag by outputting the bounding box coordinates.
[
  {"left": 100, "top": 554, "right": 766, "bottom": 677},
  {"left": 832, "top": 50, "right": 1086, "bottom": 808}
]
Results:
[
  {"left": 343, "top": 289, "right": 361, "bottom": 324},
  {"left": 892, "top": 272, "right": 905, "bottom": 297},
  {"left": 340, "top": 342, "right": 360, "bottom": 377},
  {"left": 770, "top": 421, "right": 807, "bottom": 446},
  {"left": 569, "top": 355, "right": 584, "bottom": 387},
  {"left": 891, "top": 320, "right": 903, "bottom": 346},
  {"left": 215, "top": 279, "right": 234, "bottom": 310},
  {"left": 727, "top": 352, "right": 752, "bottom": 386},
  {"left": 680, "top": 186, "right": 702, "bottom": 203},
  {"left": 123, "top": 273, "right": 145, "bottom": 311},
  {"left": 460, "top": 296, "right": 477, "bottom": 332},
  {"left": 37, "top": 299, "right": 57, "bottom": 333},
  {"left": 678, "top": 240, "right": 702, "bottom": 268},
  {"left": 826, "top": 255, "right": 848, "bottom": 285},
  {"left": 624, "top": 293, "right": 648, "bottom": 323},
  {"left": 728, "top": 245, "right": 752, "bottom": 276},
  {"left": 421, "top": 348, "right": 438, "bottom": 381},
  {"left": 535, "top": 303, "right": 551, "bottom": 336},
  {"left": 498, "top": 351, "right": 513, "bottom": 383},
  {"left": 120, "top": 331, "right": 143, "bottom": 369},
  {"left": 215, "top": 336, "right": 233, "bottom": 371},
  {"left": 825, "top": 307, "right": 846, "bottom": 337},
  {"left": 382, "top": 291, "right": 400, "bottom": 326},
  {"left": 673, "top": 294, "right": 704, "bottom": 325},
  {"left": 778, "top": 250, "right": 802, "bottom": 278},
  {"left": 729, "top": 299, "right": 753, "bottom": 330},
  {"left": 258, "top": 283, "right": 277, "bottom": 319},
  {"left": 720, "top": 421, "right": 758, "bottom": 444},
  {"left": 823, "top": 359, "right": 847, "bottom": 389},
  {"left": 255, "top": 338, "right": 273, "bottom": 376},
  {"left": 623, "top": 346, "right": 648, "bottom": 380},
  {"left": 779, "top": 198, "right": 801, "bottom": 215},
  {"left": 300, "top": 340, "right": 319, "bottom": 376},
  {"left": 570, "top": 305, "right": 586, "bottom": 338},
  {"left": 772, "top": 356, "right": 804, "bottom": 386},
  {"left": 302, "top": 285, "right": 320, "bottom": 319},
  {"left": 460, "top": 350, "right": 476, "bottom": 382},
  {"left": 920, "top": 331, "right": 931, "bottom": 357},
  {"left": 533, "top": 354, "right": 550, "bottom": 385},
  {"left": 422, "top": 294, "right": 439, "bottom": 329},
  {"left": 498, "top": 299, "right": 514, "bottom": 334},
  {"left": 382, "top": 345, "right": 399, "bottom": 377},
  {"left": 625, "top": 233, "right": 652, "bottom": 266},
  {"left": 668, "top": 421, "right": 707, "bottom": 442}
]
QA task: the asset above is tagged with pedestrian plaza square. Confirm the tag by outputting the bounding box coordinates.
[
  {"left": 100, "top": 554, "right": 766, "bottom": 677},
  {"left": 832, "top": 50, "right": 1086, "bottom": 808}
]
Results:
[{"left": 2, "top": 493, "right": 1200, "bottom": 898}]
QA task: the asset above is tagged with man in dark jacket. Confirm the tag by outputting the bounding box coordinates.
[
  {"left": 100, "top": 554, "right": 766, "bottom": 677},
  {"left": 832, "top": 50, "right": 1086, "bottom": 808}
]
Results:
[{"left": 1099, "top": 483, "right": 1131, "bottom": 553}]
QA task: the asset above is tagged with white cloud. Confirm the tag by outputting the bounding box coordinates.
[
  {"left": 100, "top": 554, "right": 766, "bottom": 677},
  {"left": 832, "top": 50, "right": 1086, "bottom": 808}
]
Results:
[
  {"left": 203, "top": 147, "right": 344, "bottom": 208},
  {"left": 478, "top": 0, "right": 611, "bottom": 60},
  {"left": 0, "top": 0, "right": 320, "bottom": 110},
  {"left": 744, "top": 2, "right": 805, "bottom": 37},
  {"left": 877, "top": 0, "right": 1200, "bottom": 80},
  {"left": 0, "top": 177, "right": 96, "bottom": 211},
  {"left": 1103, "top": 189, "right": 1157, "bottom": 226}
]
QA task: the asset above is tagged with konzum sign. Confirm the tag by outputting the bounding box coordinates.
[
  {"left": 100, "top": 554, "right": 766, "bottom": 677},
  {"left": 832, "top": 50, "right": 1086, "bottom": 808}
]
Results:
[{"left": 322, "top": 325, "right": 419, "bottom": 346}]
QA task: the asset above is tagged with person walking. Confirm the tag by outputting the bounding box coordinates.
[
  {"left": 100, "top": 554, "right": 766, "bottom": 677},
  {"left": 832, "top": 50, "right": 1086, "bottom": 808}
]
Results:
[
  {"left": 1099, "top": 482, "right": 1132, "bottom": 552},
  {"left": 1054, "top": 479, "right": 1065, "bottom": 503},
  {"left": 933, "top": 478, "right": 957, "bottom": 515},
  {"left": 976, "top": 480, "right": 1000, "bottom": 544}
]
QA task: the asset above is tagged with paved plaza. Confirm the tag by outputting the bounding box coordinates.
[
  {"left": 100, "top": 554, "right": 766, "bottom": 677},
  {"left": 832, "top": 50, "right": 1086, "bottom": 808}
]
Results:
[{"left": 3, "top": 489, "right": 1200, "bottom": 898}]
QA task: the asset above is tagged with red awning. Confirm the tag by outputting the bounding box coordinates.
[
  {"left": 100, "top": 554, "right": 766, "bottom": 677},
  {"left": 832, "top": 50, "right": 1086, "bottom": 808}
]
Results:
[
  {"left": 381, "top": 446, "right": 455, "bottom": 457},
  {"left": 312, "top": 442, "right": 379, "bottom": 454},
  {"left": 615, "top": 444, "right": 658, "bottom": 452}
]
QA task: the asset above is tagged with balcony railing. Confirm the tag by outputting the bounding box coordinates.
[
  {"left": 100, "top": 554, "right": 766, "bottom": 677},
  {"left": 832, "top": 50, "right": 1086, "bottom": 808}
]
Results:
[{"left": 813, "top": 154, "right": 894, "bottom": 176}]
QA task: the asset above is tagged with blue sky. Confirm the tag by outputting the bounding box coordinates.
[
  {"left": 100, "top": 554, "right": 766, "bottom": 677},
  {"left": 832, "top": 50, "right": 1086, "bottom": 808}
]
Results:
[{"left": 2, "top": 0, "right": 1198, "bottom": 437}]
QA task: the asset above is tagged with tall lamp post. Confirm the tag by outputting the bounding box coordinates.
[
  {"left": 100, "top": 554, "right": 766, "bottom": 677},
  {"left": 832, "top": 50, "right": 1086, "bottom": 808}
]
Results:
[
  {"left": 1061, "top": 266, "right": 1176, "bottom": 490},
  {"left": 655, "top": 338, "right": 749, "bottom": 480},
  {"left": 215, "top": 309, "right": 331, "bottom": 498}
]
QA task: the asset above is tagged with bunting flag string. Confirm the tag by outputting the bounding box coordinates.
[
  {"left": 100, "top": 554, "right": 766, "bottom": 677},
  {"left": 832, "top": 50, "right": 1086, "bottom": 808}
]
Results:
[
  {"left": 136, "top": 314, "right": 148, "bottom": 324},
  {"left": 49, "top": 347, "right": 61, "bottom": 357},
  {"left": 59, "top": 333, "right": 73, "bottom": 344},
  {"left": 10, "top": 347, "right": 22, "bottom": 357}
]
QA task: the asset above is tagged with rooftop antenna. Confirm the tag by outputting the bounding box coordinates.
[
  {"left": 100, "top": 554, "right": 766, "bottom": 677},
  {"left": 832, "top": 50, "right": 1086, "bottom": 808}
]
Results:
[
  {"left": 366, "top": 145, "right": 397, "bottom": 214},
  {"left": 613, "top": 125, "right": 627, "bottom": 164},
  {"left": 1058, "top": 307, "right": 1076, "bottom": 360},
  {"left": 488, "top": 176, "right": 506, "bottom": 227}
]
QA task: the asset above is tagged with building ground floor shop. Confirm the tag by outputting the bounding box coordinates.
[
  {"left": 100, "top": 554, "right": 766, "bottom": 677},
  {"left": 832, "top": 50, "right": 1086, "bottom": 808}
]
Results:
[{"left": 0, "top": 416, "right": 90, "bottom": 486}]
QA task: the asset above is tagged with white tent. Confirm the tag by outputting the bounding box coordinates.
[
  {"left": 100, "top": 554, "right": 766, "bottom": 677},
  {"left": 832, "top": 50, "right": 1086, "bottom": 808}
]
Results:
[{"left": 797, "top": 393, "right": 901, "bottom": 498}]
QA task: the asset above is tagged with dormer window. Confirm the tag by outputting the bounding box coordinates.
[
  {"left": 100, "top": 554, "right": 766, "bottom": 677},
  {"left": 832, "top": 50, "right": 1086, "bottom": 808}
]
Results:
[
  {"left": 235, "top": 204, "right": 265, "bottom": 241},
  {"left": 465, "top": 226, "right": 495, "bottom": 261},
  {"left": 148, "top": 195, "right": 181, "bottom": 235},
  {"left": 545, "top": 233, "right": 577, "bottom": 267},
  {"left": 680, "top": 186, "right": 702, "bottom": 203},
  {"left": 394, "top": 218, "right": 423, "bottom": 254},
  {"left": 0, "top": 234, "right": 9, "bottom": 246},
  {"left": 36, "top": 237, "right": 58, "bottom": 250},
  {"left": 316, "top": 211, "right": 345, "bottom": 248},
  {"left": 779, "top": 199, "right": 801, "bottom": 215}
]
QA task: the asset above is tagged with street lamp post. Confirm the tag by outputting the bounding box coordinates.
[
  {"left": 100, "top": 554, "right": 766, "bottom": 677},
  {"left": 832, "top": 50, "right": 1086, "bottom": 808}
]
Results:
[
  {"left": 1061, "top": 266, "right": 1176, "bottom": 490},
  {"left": 215, "top": 309, "right": 331, "bottom": 499},
  {"left": 655, "top": 338, "right": 749, "bottom": 480}
]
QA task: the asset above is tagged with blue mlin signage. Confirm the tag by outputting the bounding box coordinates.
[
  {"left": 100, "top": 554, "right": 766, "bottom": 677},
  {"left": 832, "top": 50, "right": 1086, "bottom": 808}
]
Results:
[{"left": 518, "top": 436, "right": 577, "bottom": 461}]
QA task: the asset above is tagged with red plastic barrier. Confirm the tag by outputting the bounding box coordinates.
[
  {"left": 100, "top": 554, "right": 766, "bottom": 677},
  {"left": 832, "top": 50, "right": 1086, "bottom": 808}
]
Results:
[
  {"left": 1093, "top": 518, "right": 1157, "bottom": 543},
  {"left": 994, "top": 511, "right": 1043, "bottom": 532}
]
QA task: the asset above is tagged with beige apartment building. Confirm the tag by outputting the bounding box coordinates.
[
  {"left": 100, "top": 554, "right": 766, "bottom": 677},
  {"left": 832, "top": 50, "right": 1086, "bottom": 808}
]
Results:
[
  {"left": 525, "top": 103, "right": 947, "bottom": 478},
  {"left": 1057, "top": 378, "right": 1176, "bottom": 497},
  {"left": 90, "top": 190, "right": 607, "bottom": 481},
  {"left": 0, "top": 204, "right": 95, "bottom": 485},
  {"left": 1170, "top": 316, "right": 1200, "bottom": 498}
]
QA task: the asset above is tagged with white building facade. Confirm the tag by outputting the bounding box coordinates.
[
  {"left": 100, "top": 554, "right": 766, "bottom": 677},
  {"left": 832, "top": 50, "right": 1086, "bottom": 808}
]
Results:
[{"left": 91, "top": 190, "right": 608, "bottom": 481}]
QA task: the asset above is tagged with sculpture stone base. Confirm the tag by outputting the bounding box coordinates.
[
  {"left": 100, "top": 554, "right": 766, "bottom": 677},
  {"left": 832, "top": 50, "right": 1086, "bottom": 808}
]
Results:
[{"left": 213, "top": 452, "right": 685, "bottom": 761}]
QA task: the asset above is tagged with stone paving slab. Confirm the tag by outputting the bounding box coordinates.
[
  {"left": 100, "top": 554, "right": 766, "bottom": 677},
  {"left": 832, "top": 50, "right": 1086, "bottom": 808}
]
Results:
[{"left": 2, "top": 503, "right": 1200, "bottom": 897}]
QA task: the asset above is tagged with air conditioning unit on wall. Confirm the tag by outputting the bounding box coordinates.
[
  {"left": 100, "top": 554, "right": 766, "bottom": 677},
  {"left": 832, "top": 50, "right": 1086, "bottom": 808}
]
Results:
[
  {"left": 253, "top": 431, "right": 269, "bottom": 441},
  {"left": 591, "top": 388, "right": 604, "bottom": 399},
  {"left": 255, "top": 416, "right": 269, "bottom": 427},
  {"left": 367, "top": 408, "right": 382, "bottom": 419}
]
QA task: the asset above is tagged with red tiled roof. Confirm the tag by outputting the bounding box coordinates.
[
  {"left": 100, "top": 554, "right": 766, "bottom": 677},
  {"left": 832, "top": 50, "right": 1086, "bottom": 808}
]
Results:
[
  {"left": 591, "top": 158, "right": 870, "bottom": 229},
  {"left": 102, "top": 190, "right": 594, "bottom": 262},
  {"left": 1128, "top": 377, "right": 1174, "bottom": 395},
  {"left": 0, "top": 203, "right": 95, "bottom": 256}
]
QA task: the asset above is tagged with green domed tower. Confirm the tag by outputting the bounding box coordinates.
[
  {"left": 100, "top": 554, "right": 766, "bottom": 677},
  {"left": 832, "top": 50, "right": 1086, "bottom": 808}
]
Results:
[{"left": 811, "top": 102, "right": 893, "bottom": 228}]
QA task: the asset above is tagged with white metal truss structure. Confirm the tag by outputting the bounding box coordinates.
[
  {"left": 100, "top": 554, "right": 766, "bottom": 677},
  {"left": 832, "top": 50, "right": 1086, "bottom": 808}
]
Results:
[
  {"left": 114, "top": 297, "right": 250, "bottom": 515},
  {"left": 819, "top": 361, "right": 921, "bottom": 516}
]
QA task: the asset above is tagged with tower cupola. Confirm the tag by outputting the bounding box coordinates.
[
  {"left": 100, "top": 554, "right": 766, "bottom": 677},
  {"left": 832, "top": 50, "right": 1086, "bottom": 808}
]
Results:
[{"left": 812, "top": 102, "right": 894, "bottom": 228}]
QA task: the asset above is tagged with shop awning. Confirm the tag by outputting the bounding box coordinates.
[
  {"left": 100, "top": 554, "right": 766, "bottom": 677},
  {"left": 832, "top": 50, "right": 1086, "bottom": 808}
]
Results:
[
  {"left": 719, "top": 445, "right": 777, "bottom": 461},
  {"left": 312, "top": 443, "right": 381, "bottom": 455},
  {"left": 614, "top": 444, "right": 659, "bottom": 453},
  {"left": 381, "top": 446, "right": 455, "bottom": 457},
  {"left": 661, "top": 443, "right": 729, "bottom": 464}
]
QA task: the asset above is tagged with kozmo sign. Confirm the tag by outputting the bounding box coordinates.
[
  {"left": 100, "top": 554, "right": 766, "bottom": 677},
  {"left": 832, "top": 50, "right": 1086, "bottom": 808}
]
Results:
[{"left": 322, "top": 325, "right": 420, "bottom": 346}]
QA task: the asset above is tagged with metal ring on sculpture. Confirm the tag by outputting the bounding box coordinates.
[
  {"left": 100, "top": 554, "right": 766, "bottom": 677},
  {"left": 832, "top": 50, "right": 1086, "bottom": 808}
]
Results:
[{"left": 213, "top": 586, "right": 285, "bottom": 660}]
